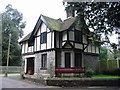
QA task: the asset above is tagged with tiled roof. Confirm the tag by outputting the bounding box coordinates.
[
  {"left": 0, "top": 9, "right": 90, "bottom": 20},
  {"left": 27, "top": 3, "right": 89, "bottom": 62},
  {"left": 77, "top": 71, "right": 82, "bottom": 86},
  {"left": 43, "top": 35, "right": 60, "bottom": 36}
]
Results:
[
  {"left": 42, "top": 15, "right": 62, "bottom": 31},
  {"left": 60, "top": 17, "right": 76, "bottom": 31},
  {"left": 19, "top": 32, "right": 32, "bottom": 43},
  {"left": 42, "top": 15, "right": 76, "bottom": 31},
  {"left": 20, "top": 15, "right": 78, "bottom": 43}
]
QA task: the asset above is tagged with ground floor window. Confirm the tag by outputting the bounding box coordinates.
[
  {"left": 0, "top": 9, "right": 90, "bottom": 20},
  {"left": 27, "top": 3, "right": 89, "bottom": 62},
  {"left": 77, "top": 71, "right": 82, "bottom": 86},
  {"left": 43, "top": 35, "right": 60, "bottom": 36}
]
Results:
[
  {"left": 41, "top": 54, "right": 47, "bottom": 69},
  {"left": 65, "top": 52, "right": 71, "bottom": 68},
  {"left": 75, "top": 53, "right": 82, "bottom": 68}
]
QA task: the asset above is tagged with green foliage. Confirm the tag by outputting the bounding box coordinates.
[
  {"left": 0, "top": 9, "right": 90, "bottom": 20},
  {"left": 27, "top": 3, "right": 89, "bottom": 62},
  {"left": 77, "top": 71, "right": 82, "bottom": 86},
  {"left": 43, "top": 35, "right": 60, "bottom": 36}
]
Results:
[
  {"left": 2, "top": 4, "right": 26, "bottom": 66},
  {"left": 102, "top": 68, "right": 120, "bottom": 76},
  {"left": 64, "top": 2, "right": 120, "bottom": 44},
  {"left": 99, "top": 46, "right": 108, "bottom": 60},
  {"left": 92, "top": 75, "right": 120, "bottom": 78},
  {"left": 110, "top": 43, "right": 118, "bottom": 60},
  {"left": 85, "top": 68, "right": 95, "bottom": 77}
]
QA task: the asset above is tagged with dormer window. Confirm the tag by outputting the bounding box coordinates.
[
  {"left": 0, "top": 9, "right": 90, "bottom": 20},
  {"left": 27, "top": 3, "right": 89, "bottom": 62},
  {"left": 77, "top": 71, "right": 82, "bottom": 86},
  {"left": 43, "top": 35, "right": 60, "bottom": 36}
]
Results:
[
  {"left": 75, "top": 30, "right": 82, "bottom": 42},
  {"left": 40, "top": 32, "right": 47, "bottom": 44}
]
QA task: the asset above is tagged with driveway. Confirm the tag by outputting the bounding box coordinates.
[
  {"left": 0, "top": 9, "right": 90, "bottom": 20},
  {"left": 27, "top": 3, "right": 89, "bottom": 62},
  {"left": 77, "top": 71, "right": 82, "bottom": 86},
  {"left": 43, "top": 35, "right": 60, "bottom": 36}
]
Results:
[{"left": 0, "top": 74, "right": 58, "bottom": 89}]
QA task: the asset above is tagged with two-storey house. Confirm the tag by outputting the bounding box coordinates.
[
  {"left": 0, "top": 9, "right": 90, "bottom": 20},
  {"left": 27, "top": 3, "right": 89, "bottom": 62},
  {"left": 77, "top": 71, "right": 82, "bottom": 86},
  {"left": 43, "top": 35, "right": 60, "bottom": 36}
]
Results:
[{"left": 20, "top": 14, "right": 100, "bottom": 78}]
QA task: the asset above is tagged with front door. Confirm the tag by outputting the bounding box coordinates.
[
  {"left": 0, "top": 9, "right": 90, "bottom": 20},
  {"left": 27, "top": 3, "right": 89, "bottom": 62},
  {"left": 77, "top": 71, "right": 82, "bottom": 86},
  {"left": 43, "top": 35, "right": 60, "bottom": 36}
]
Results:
[
  {"left": 65, "top": 53, "right": 71, "bottom": 68},
  {"left": 26, "top": 57, "right": 34, "bottom": 75}
]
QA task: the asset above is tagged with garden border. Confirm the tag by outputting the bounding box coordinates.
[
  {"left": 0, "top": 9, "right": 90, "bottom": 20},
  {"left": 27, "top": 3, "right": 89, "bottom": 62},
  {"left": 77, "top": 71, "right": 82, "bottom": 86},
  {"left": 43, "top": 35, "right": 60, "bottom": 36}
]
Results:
[{"left": 46, "top": 78, "right": 120, "bottom": 87}]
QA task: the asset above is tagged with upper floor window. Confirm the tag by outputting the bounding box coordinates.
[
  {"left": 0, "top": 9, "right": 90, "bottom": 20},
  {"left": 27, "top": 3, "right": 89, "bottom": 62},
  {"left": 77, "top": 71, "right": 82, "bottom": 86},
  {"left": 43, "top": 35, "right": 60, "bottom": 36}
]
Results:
[
  {"left": 40, "top": 32, "right": 47, "bottom": 44},
  {"left": 28, "top": 40, "right": 34, "bottom": 47},
  {"left": 75, "top": 30, "right": 82, "bottom": 42}
]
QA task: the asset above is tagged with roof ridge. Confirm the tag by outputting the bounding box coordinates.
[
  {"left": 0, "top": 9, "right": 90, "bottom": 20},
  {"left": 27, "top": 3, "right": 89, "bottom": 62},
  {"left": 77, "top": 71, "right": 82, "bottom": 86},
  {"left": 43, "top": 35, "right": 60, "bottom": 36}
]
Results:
[
  {"left": 41, "top": 14, "right": 59, "bottom": 21},
  {"left": 19, "top": 32, "right": 32, "bottom": 43},
  {"left": 63, "top": 17, "right": 76, "bottom": 22}
]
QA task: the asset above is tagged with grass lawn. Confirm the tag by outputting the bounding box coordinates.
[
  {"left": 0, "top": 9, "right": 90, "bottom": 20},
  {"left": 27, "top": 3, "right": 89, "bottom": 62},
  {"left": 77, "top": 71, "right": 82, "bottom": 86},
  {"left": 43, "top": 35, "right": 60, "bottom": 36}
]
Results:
[
  {"left": 48, "top": 75, "right": 120, "bottom": 80},
  {"left": 92, "top": 75, "right": 120, "bottom": 79}
]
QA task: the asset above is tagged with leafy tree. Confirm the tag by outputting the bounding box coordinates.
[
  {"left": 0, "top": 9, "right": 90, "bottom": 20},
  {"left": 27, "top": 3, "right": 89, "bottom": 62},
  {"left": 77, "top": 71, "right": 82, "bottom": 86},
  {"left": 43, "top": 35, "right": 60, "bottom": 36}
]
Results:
[
  {"left": 2, "top": 4, "right": 26, "bottom": 66},
  {"left": 110, "top": 43, "right": 118, "bottom": 60},
  {"left": 99, "top": 46, "right": 108, "bottom": 60},
  {"left": 64, "top": 2, "right": 120, "bottom": 44}
]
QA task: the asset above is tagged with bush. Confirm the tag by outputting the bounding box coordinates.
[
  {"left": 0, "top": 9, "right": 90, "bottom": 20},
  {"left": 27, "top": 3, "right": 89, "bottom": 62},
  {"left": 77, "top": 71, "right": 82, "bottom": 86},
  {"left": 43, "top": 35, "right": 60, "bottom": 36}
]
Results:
[
  {"left": 85, "top": 68, "right": 95, "bottom": 77},
  {"left": 102, "top": 68, "right": 120, "bottom": 76},
  {"left": 113, "top": 68, "right": 120, "bottom": 76}
]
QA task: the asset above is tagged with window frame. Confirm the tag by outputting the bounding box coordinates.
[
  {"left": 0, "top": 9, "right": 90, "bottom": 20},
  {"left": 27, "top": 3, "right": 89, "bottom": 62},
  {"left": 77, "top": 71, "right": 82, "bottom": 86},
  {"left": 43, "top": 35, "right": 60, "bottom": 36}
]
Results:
[
  {"left": 40, "top": 32, "right": 47, "bottom": 44},
  {"left": 75, "top": 30, "right": 82, "bottom": 43},
  {"left": 74, "top": 53, "right": 82, "bottom": 68},
  {"left": 41, "top": 54, "right": 47, "bottom": 69},
  {"left": 65, "top": 52, "right": 71, "bottom": 68}
]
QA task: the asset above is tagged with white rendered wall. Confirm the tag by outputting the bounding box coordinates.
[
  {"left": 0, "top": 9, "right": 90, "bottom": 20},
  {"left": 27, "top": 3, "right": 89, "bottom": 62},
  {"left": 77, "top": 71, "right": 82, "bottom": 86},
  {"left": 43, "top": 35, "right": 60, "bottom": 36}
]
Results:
[{"left": 62, "top": 31, "right": 67, "bottom": 41}]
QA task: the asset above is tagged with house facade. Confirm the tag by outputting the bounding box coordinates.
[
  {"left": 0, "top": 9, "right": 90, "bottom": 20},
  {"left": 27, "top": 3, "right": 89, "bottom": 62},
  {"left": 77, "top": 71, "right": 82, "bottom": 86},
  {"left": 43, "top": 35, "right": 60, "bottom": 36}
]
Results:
[{"left": 20, "top": 14, "right": 100, "bottom": 78}]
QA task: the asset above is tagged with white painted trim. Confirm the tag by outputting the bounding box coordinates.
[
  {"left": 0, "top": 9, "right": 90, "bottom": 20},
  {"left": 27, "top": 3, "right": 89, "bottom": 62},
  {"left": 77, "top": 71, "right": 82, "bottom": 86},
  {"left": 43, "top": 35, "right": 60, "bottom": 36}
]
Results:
[
  {"left": 24, "top": 59, "right": 27, "bottom": 73},
  {"left": 24, "top": 54, "right": 35, "bottom": 58},
  {"left": 61, "top": 52, "right": 64, "bottom": 67}
]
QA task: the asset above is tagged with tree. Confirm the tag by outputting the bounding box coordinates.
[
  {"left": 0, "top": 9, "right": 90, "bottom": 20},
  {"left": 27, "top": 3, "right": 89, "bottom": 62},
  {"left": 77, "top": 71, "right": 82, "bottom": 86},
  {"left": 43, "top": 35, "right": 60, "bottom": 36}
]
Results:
[
  {"left": 99, "top": 46, "right": 108, "bottom": 60},
  {"left": 110, "top": 43, "right": 118, "bottom": 60},
  {"left": 64, "top": 2, "right": 120, "bottom": 44},
  {"left": 2, "top": 4, "right": 26, "bottom": 66}
]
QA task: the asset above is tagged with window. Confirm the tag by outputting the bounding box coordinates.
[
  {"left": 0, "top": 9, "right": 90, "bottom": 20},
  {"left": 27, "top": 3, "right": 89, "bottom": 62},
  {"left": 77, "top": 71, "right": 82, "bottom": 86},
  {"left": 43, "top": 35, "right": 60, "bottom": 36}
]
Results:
[
  {"left": 40, "top": 32, "right": 47, "bottom": 44},
  {"left": 65, "top": 53, "right": 71, "bottom": 68},
  {"left": 75, "top": 53, "right": 82, "bottom": 68},
  {"left": 75, "top": 30, "right": 82, "bottom": 42},
  {"left": 28, "top": 41, "right": 34, "bottom": 47},
  {"left": 41, "top": 54, "right": 47, "bottom": 69}
]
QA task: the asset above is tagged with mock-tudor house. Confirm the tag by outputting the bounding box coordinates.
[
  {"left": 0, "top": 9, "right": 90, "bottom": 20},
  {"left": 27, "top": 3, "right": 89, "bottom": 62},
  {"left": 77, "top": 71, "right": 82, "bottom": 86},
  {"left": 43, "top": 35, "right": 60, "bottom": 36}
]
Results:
[{"left": 19, "top": 14, "right": 100, "bottom": 78}]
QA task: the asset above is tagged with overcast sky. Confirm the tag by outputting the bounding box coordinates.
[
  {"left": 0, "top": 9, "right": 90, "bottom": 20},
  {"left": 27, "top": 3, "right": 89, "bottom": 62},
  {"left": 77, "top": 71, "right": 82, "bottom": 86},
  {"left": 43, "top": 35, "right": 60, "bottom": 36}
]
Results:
[
  {"left": 0, "top": 0, "right": 118, "bottom": 43},
  {"left": 0, "top": 0, "right": 66, "bottom": 36}
]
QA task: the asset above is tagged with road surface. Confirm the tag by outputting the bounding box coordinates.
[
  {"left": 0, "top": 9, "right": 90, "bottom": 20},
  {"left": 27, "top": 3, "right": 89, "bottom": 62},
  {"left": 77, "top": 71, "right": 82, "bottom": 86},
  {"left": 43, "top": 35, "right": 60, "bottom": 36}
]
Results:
[
  {"left": 1, "top": 76, "right": 58, "bottom": 89},
  {"left": 0, "top": 75, "right": 120, "bottom": 90}
]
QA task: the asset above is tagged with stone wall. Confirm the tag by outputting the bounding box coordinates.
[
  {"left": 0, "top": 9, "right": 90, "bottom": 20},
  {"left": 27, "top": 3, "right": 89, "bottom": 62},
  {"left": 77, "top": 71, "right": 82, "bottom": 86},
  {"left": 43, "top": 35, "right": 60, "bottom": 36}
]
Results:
[
  {"left": 35, "top": 50, "right": 55, "bottom": 78},
  {"left": 83, "top": 54, "right": 99, "bottom": 71}
]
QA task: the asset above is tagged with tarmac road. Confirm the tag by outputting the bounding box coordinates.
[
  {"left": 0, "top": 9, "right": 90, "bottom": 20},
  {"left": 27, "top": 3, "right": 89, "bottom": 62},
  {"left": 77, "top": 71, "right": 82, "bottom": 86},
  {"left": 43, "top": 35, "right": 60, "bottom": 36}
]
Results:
[
  {"left": 1, "top": 75, "right": 59, "bottom": 89},
  {"left": 0, "top": 75, "right": 120, "bottom": 90}
]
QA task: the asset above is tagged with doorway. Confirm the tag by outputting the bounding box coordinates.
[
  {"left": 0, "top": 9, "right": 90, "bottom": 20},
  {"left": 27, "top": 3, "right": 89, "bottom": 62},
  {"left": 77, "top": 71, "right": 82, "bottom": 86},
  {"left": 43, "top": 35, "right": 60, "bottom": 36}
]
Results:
[{"left": 26, "top": 57, "right": 34, "bottom": 75}]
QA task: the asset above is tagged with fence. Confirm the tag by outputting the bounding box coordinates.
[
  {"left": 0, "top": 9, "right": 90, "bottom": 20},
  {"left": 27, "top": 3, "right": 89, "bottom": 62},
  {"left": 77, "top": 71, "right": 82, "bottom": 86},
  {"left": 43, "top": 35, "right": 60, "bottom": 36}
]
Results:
[
  {"left": 0, "top": 66, "right": 22, "bottom": 74},
  {"left": 99, "top": 60, "right": 119, "bottom": 73}
]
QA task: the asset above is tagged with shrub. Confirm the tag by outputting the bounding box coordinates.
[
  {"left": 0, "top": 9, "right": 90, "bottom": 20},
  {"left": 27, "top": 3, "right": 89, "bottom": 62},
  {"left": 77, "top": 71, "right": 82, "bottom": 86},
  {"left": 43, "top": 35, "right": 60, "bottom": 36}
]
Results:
[
  {"left": 103, "top": 70, "right": 112, "bottom": 75},
  {"left": 85, "top": 68, "right": 95, "bottom": 77},
  {"left": 102, "top": 68, "right": 120, "bottom": 76},
  {"left": 113, "top": 68, "right": 120, "bottom": 76}
]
